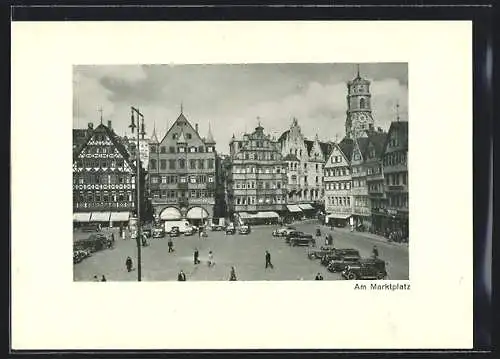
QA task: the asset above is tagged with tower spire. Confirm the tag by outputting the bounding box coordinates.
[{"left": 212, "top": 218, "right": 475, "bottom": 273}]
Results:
[
  {"left": 356, "top": 64, "right": 360, "bottom": 78},
  {"left": 180, "top": 101, "right": 183, "bottom": 114},
  {"left": 98, "top": 106, "right": 103, "bottom": 125}
]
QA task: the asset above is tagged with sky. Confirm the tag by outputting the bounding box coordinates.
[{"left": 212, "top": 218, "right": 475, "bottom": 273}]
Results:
[{"left": 73, "top": 63, "right": 408, "bottom": 154}]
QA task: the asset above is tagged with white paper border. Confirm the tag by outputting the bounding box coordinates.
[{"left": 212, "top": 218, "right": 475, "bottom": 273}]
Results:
[{"left": 11, "top": 21, "right": 473, "bottom": 349}]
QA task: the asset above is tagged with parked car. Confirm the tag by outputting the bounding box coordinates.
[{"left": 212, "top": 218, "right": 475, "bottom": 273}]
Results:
[
  {"left": 152, "top": 227, "right": 165, "bottom": 238},
  {"left": 238, "top": 225, "right": 251, "bottom": 235},
  {"left": 320, "top": 248, "right": 361, "bottom": 266},
  {"left": 272, "top": 226, "right": 294, "bottom": 237},
  {"left": 342, "top": 258, "right": 388, "bottom": 280},
  {"left": 327, "top": 256, "right": 361, "bottom": 272},
  {"left": 170, "top": 226, "right": 180, "bottom": 237},
  {"left": 285, "top": 230, "right": 311, "bottom": 244},
  {"left": 282, "top": 226, "right": 297, "bottom": 236},
  {"left": 184, "top": 226, "right": 195, "bottom": 236},
  {"left": 290, "top": 235, "right": 313, "bottom": 247},
  {"left": 225, "top": 223, "right": 236, "bottom": 235},
  {"left": 307, "top": 245, "right": 336, "bottom": 260},
  {"left": 142, "top": 228, "right": 152, "bottom": 238}
]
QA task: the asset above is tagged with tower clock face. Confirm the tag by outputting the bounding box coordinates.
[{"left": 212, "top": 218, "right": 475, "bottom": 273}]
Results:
[{"left": 359, "top": 113, "right": 367, "bottom": 121}]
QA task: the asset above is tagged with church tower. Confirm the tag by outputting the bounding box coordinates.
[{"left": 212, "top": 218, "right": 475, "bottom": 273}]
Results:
[{"left": 345, "top": 64, "right": 375, "bottom": 139}]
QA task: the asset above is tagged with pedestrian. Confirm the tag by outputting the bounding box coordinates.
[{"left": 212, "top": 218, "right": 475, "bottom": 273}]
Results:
[
  {"left": 194, "top": 248, "right": 200, "bottom": 265},
  {"left": 177, "top": 270, "right": 186, "bottom": 281},
  {"left": 229, "top": 266, "right": 237, "bottom": 281},
  {"left": 126, "top": 256, "right": 133, "bottom": 272},
  {"left": 328, "top": 234, "right": 333, "bottom": 246},
  {"left": 208, "top": 251, "right": 214, "bottom": 267},
  {"left": 372, "top": 245, "right": 379, "bottom": 258},
  {"left": 101, "top": 275, "right": 107, "bottom": 282},
  {"left": 325, "top": 236, "right": 329, "bottom": 246},
  {"left": 111, "top": 232, "right": 115, "bottom": 243},
  {"left": 168, "top": 238, "right": 174, "bottom": 253},
  {"left": 315, "top": 273, "right": 324, "bottom": 280},
  {"left": 265, "top": 250, "right": 274, "bottom": 269},
  {"left": 93, "top": 275, "right": 99, "bottom": 282}
]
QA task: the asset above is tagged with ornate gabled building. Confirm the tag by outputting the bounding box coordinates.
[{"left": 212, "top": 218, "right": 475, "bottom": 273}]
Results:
[
  {"left": 350, "top": 133, "right": 371, "bottom": 229},
  {"left": 148, "top": 109, "right": 217, "bottom": 226},
  {"left": 380, "top": 121, "right": 409, "bottom": 238},
  {"left": 73, "top": 121, "right": 146, "bottom": 226},
  {"left": 278, "top": 118, "right": 333, "bottom": 215},
  {"left": 323, "top": 137, "right": 354, "bottom": 227},
  {"left": 365, "top": 130, "right": 388, "bottom": 231},
  {"left": 345, "top": 65, "right": 375, "bottom": 140},
  {"left": 227, "top": 123, "right": 288, "bottom": 223}
]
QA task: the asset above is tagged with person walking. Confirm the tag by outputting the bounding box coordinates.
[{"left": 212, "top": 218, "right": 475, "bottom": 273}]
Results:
[
  {"left": 193, "top": 248, "right": 200, "bottom": 265},
  {"left": 229, "top": 266, "right": 237, "bottom": 281},
  {"left": 372, "top": 245, "right": 379, "bottom": 259},
  {"left": 125, "top": 256, "right": 133, "bottom": 272},
  {"left": 177, "top": 270, "right": 186, "bottom": 281},
  {"left": 168, "top": 238, "right": 174, "bottom": 253},
  {"left": 315, "top": 273, "right": 324, "bottom": 280},
  {"left": 207, "top": 251, "right": 214, "bottom": 267},
  {"left": 265, "top": 250, "right": 274, "bottom": 269},
  {"left": 93, "top": 275, "right": 99, "bottom": 282},
  {"left": 101, "top": 275, "right": 107, "bottom": 282}
]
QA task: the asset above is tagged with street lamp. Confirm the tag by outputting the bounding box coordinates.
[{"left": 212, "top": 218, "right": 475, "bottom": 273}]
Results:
[{"left": 130, "top": 106, "right": 145, "bottom": 282}]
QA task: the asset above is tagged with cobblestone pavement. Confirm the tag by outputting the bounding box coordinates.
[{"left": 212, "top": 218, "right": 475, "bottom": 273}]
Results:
[{"left": 73, "top": 221, "right": 409, "bottom": 281}]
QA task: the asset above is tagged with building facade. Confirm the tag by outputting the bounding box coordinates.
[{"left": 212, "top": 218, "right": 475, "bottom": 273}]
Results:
[
  {"left": 73, "top": 122, "right": 146, "bottom": 226},
  {"left": 350, "top": 135, "right": 371, "bottom": 229},
  {"left": 227, "top": 123, "right": 288, "bottom": 223},
  {"left": 345, "top": 66, "right": 375, "bottom": 140},
  {"left": 323, "top": 137, "right": 354, "bottom": 227},
  {"left": 379, "top": 121, "right": 409, "bottom": 238},
  {"left": 148, "top": 110, "right": 217, "bottom": 226},
  {"left": 278, "top": 118, "right": 332, "bottom": 215},
  {"left": 365, "top": 131, "right": 389, "bottom": 233}
]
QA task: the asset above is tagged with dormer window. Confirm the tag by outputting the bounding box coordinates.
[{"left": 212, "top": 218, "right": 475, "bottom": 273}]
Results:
[
  {"left": 186, "top": 133, "right": 192, "bottom": 140},
  {"left": 207, "top": 146, "right": 214, "bottom": 152},
  {"left": 190, "top": 147, "right": 196, "bottom": 153},
  {"left": 172, "top": 133, "right": 178, "bottom": 140}
]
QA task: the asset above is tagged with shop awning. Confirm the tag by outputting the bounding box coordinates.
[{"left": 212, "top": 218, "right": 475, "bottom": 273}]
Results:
[
  {"left": 73, "top": 212, "right": 91, "bottom": 222},
  {"left": 186, "top": 207, "right": 209, "bottom": 219},
  {"left": 256, "top": 211, "right": 279, "bottom": 219},
  {"left": 160, "top": 207, "right": 182, "bottom": 220},
  {"left": 237, "top": 212, "right": 252, "bottom": 219},
  {"left": 90, "top": 212, "right": 111, "bottom": 222},
  {"left": 327, "top": 213, "right": 351, "bottom": 220},
  {"left": 286, "top": 205, "right": 302, "bottom": 213},
  {"left": 298, "top": 204, "right": 314, "bottom": 210},
  {"left": 110, "top": 212, "right": 130, "bottom": 222}
]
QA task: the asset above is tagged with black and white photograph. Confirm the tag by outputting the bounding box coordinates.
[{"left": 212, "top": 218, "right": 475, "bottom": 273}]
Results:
[{"left": 72, "top": 63, "right": 409, "bottom": 281}]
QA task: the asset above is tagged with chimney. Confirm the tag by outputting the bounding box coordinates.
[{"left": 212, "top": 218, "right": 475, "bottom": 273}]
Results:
[
  {"left": 88, "top": 122, "right": 93, "bottom": 130},
  {"left": 195, "top": 123, "right": 199, "bottom": 133},
  {"left": 108, "top": 120, "right": 112, "bottom": 130}
]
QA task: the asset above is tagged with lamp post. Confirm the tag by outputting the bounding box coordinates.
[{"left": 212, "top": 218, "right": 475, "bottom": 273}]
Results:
[{"left": 130, "top": 106, "right": 145, "bottom": 282}]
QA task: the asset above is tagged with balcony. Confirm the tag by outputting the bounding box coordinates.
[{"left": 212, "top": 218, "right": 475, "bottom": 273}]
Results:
[
  {"left": 366, "top": 172, "right": 384, "bottom": 181},
  {"left": 177, "top": 182, "right": 188, "bottom": 190},
  {"left": 385, "top": 184, "right": 408, "bottom": 193}
]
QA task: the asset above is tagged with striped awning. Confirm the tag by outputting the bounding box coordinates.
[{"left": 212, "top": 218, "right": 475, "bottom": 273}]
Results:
[
  {"left": 110, "top": 212, "right": 130, "bottom": 221},
  {"left": 160, "top": 207, "right": 182, "bottom": 220},
  {"left": 90, "top": 212, "right": 111, "bottom": 222},
  {"left": 298, "top": 204, "right": 314, "bottom": 210},
  {"left": 73, "top": 212, "right": 91, "bottom": 222},
  {"left": 286, "top": 205, "right": 302, "bottom": 213},
  {"left": 186, "top": 207, "right": 209, "bottom": 219},
  {"left": 256, "top": 211, "right": 279, "bottom": 219}
]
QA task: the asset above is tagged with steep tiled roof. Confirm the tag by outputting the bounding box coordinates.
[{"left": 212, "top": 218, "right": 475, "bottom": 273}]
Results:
[
  {"left": 304, "top": 140, "right": 313, "bottom": 155},
  {"left": 383, "top": 121, "right": 409, "bottom": 153},
  {"left": 368, "top": 132, "right": 388, "bottom": 157},
  {"left": 338, "top": 137, "right": 354, "bottom": 161},
  {"left": 278, "top": 130, "right": 289, "bottom": 142},
  {"left": 283, "top": 154, "right": 300, "bottom": 161},
  {"left": 319, "top": 142, "right": 333, "bottom": 159}
]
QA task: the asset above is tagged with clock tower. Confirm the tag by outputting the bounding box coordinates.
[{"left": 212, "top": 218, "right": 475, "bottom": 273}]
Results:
[{"left": 345, "top": 65, "right": 375, "bottom": 139}]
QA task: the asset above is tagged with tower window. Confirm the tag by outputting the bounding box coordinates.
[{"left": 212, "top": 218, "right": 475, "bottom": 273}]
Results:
[{"left": 360, "top": 98, "right": 366, "bottom": 109}]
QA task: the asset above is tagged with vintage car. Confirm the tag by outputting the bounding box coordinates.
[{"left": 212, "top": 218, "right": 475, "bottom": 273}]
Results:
[
  {"left": 320, "top": 248, "right": 361, "bottom": 266},
  {"left": 170, "top": 226, "right": 180, "bottom": 237},
  {"left": 184, "top": 226, "right": 195, "bottom": 236},
  {"left": 238, "top": 225, "right": 251, "bottom": 235},
  {"left": 327, "top": 256, "right": 361, "bottom": 272},
  {"left": 342, "top": 258, "right": 388, "bottom": 280},
  {"left": 272, "top": 226, "right": 295, "bottom": 237},
  {"left": 289, "top": 235, "right": 313, "bottom": 247},
  {"left": 286, "top": 231, "right": 313, "bottom": 244},
  {"left": 142, "top": 228, "right": 152, "bottom": 238},
  {"left": 152, "top": 227, "right": 165, "bottom": 238},
  {"left": 225, "top": 223, "right": 236, "bottom": 235},
  {"left": 307, "top": 245, "right": 336, "bottom": 260}
]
